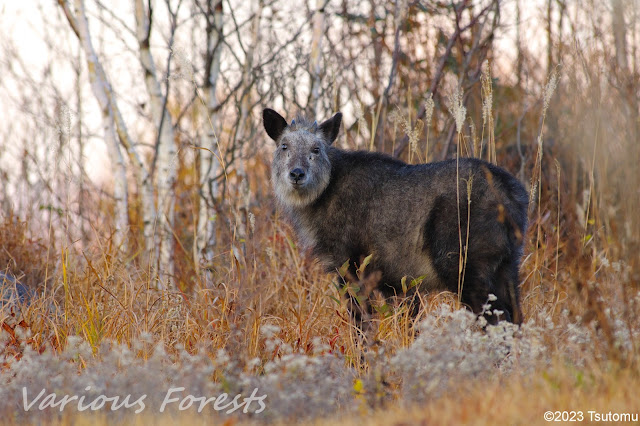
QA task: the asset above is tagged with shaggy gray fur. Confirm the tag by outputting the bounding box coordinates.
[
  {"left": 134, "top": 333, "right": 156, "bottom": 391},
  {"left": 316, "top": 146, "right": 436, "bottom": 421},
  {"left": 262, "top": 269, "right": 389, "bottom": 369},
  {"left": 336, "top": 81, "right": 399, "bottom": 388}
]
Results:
[{"left": 263, "top": 108, "right": 528, "bottom": 323}]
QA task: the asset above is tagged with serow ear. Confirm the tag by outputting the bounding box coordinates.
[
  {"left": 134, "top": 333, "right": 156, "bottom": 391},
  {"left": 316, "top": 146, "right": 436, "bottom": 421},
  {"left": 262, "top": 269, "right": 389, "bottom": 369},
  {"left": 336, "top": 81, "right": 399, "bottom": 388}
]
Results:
[
  {"left": 317, "top": 112, "right": 342, "bottom": 145},
  {"left": 263, "top": 108, "right": 288, "bottom": 142}
]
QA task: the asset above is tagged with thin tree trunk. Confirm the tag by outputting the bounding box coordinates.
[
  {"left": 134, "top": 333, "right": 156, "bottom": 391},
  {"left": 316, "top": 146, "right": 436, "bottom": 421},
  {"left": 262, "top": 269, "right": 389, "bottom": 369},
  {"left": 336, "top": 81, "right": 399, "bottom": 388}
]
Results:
[
  {"left": 75, "top": 43, "right": 88, "bottom": 248},
  {"left": 308, "top": 0, "right": 326, "bottom": 116},
  {"left": 102, "top": 112, "right": 129, "bottom": 248},
  {"left": 611, "top": 0, "right": 639, "bottom": 144},
  {"left": 516, "top": 0, "right": 522, "bottom": 90},
  {"left": 612, "top": 0, "right": 629, "bottom": 72},
  {"left": 60, "top": 0, "right": 129, "bottom": 249},
  {"left": 233, "top": 0, "right": 264, "bottom": 255},
  {"left": 556, "top": 0, "right": 566, "bottom": 61},
  {"left": 546, "top": 0, "right": 553, "bottom": 74},
  {"left": 374, "top": 0, "right": 403, "bottom": 152},
  {"left": 197, "top": 0, "right": 224, "bottom": 272},
  {"left": 134, "top": 0, "right": 177, "bottom": 287}
]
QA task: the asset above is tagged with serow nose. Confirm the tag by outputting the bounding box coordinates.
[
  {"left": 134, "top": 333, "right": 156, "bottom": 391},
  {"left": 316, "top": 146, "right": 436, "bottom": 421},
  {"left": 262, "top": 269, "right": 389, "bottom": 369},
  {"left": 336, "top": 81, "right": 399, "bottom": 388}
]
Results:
[{"left": 289, "top": 168, "right": 305, "bottom": 182}]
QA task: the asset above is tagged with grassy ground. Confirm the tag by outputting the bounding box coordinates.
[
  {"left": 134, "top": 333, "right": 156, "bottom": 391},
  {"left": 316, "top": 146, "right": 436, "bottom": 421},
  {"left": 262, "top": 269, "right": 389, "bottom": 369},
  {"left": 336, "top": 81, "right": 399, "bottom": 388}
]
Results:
[{"left": 1, "top": 195, "right": 638, "bottom": 424}]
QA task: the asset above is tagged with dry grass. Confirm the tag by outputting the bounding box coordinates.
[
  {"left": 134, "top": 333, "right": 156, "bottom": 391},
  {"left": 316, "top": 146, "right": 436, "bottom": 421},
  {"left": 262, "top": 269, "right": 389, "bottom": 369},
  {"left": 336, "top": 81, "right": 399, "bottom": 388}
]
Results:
[
  {"left": 311, "top": 362, "right": 640, "bottom": 426},
  {"left": 1, "top": 64, "right": 639, "bottom": 424},
  {"left": 1, "top": 190, "right": 638, "bottom": 424}
]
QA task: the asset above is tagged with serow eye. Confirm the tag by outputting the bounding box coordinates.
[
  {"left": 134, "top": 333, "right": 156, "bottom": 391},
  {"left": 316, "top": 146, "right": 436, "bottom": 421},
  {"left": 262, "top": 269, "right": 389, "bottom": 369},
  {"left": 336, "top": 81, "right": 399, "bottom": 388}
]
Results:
[
  {"left": 311, "top": 147, "right": 320, "bottom": 154},
  {"left": 281, "top": 144, "right": 288, "bottom": 151}
]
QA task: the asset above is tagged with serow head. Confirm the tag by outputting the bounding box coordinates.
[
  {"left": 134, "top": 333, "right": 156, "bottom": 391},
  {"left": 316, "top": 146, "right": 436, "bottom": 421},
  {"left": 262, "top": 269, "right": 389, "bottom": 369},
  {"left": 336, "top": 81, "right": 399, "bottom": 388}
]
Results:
[{"left": 263, "top": 108, "right": 342, "bottom": 207}]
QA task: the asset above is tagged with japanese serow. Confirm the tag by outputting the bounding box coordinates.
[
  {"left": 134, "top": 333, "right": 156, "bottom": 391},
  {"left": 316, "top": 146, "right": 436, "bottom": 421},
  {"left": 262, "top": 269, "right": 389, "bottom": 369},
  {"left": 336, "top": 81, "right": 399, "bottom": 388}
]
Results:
[{"left": 263, "top": 108, "right": 528, "bottom": 324}]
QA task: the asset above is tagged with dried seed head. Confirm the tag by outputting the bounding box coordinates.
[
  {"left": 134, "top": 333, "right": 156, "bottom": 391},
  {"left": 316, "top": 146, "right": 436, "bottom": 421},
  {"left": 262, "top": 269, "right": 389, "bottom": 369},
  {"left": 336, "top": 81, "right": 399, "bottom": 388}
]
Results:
[
  {"left": 354, "top": 102, "right": 368, "bottom": 134},
  {"left": 543, "top": 69, "right": 559, "bottom": 114},
  {"left": 249, "top": 212, "right": 256, "bottom": 234},
  {"left": 425, "top": 93, "right": 435, "bottom": 126},
  {"left": 481, "top": 61, "right": 493, "bottom": 126},
  {"left": 388, "top": 108, "right": 400, "bottom": 124},
  {"left": 354, "top": 102, "right": 364, "bottom": 121},
  {"left": 170, "top": 46, "right": 195, "bottom": 82},
  {"left": 447, "top": 85, "right": 466, "bottom": 134},
  {"left": 392, "top": 106, "right": 423, "bottom": 157},
  {"left": 57, "top": 105, "right": 72, "bottom": 141},
  {"left": 410, "top": 120, "right": 424, "bottom": 156}
]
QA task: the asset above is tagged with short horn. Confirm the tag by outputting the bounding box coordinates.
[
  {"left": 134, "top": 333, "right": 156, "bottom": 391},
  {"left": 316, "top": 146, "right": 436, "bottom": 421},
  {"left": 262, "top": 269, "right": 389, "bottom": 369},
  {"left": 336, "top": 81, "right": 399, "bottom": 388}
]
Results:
[{"left": 311, "top": 121, "right": 318, "bottom": 132}]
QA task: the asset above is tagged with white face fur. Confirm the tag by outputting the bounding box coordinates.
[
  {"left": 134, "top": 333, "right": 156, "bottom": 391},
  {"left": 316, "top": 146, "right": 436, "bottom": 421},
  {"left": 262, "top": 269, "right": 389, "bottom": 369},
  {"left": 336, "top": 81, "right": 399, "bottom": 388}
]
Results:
[
  {"left": 271, "top": 125, "right": 332, "bottom": 208},
  {"left": 263, "top": 109, "right": 342, "bottom": 208}
]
